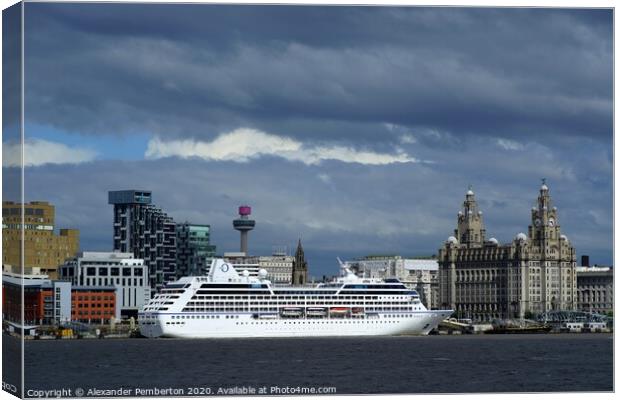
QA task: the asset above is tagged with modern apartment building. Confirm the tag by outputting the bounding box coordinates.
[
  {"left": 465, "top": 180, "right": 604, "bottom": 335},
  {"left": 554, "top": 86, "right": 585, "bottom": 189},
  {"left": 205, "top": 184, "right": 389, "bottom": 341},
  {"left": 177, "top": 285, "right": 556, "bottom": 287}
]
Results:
[
  {"left": 108, "top": 190, "right": 176, "bottom": 294},
  {"left": 2, "top": 201, "right": 79, "bottom": 278},
  {"left": 176, "top": 222, "right": 216, "bottom": 277}
]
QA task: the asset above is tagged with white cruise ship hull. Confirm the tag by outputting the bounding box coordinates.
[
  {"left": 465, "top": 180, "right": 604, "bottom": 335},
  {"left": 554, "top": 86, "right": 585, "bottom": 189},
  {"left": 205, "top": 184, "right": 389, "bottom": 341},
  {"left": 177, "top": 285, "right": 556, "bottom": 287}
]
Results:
[
  {"left": 138, "top": 311, "right": 451, "bottom": 338},
  {"left": 138, "top": 259, "right": 453, "bottom": 339}
]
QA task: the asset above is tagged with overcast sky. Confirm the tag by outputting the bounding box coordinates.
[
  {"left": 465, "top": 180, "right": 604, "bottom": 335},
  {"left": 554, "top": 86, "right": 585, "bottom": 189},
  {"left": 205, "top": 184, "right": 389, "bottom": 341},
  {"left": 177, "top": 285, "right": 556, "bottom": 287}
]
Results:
[{"left": 2, "top": 4, "right": 613, "bottom": 276}]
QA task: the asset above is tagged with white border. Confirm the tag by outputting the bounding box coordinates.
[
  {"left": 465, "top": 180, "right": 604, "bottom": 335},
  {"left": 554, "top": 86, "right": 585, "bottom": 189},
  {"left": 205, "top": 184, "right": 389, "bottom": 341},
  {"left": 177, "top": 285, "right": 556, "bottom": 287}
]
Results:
[{"left": 0, "top": 2, "right": 616, "bottom": 400}]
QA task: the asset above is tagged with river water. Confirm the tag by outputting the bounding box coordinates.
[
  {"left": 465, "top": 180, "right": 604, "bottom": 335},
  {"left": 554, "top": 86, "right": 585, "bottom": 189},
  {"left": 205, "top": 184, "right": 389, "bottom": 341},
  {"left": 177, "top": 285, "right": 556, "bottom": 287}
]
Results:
[{"left": 2, "top": 333, "right": 613, "bottom": 397}]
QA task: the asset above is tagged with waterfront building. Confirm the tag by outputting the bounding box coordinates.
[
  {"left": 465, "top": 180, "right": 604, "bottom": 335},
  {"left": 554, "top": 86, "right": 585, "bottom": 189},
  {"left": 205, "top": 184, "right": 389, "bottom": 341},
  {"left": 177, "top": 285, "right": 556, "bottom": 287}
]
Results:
[
  {"left": 348, "top": 255, "right": 402, "bottom": 278},
  {"left": 292, "top": 239, "right": 309, "bottom": 285},
  {"left": 2, "top": 201, "right": 79, "bottom": 279},
  {"left": 222, "top": 252, "right": 260, "bottom": 275},
  {"left": 222, "top": 252, "right": 292, "bottom": 284},
  {"left": 2, "top": 271, "right": 116, "bottom": 325},
  {"left": 71, "top": 287, "right": 117, "bottom": 324},
  {"left": 2, "top": 271, "right": 70, "bottom": 325},
  {"left": 395, "top": 259, "right": 439, "bottom": 310},
  {"left": 347, "top": 255, "right": 439, "bottom": 309},
  {"left": 176, "top": 222, "right": 217, "bottom": 277},
  {"left": 438, "top": 183, "right": 577, "bottom": 321},
  {"left": 60, "top": 252, "right": 149, "bottom": 319},
  {"left": 576, "top": 266, "right": 613, "bottom": 314},
  {"left": 258, "top": 252, "right": 294, "bottom": 284},
  {"left": 108, "top": 190, "right": 176, "bottom": 294}
]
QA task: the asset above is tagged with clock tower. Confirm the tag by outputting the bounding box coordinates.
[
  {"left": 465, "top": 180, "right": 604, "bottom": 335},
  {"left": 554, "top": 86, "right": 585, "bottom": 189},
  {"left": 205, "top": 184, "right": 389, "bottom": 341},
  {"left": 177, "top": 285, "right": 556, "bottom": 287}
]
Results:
[
  {"left": 528, "top": 179, "right": 561, "bottom": 244},
  {"left": 454, "top": 186, "right": 486, "bottom": 247}
]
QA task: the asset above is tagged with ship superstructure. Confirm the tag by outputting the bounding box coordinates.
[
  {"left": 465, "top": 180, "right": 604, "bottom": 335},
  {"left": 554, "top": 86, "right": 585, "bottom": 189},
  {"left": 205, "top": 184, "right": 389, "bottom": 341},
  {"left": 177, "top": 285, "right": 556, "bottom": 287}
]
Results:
[{"left": 138, "top": 259, "right": 452, "bottom": 338}]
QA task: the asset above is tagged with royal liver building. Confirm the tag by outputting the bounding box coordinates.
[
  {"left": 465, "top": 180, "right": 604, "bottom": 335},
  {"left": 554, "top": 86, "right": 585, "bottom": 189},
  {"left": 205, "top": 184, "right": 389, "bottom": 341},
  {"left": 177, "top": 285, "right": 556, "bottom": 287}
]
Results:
[{"left": 438, "top": 182, "right": 577, "bottom": 321}]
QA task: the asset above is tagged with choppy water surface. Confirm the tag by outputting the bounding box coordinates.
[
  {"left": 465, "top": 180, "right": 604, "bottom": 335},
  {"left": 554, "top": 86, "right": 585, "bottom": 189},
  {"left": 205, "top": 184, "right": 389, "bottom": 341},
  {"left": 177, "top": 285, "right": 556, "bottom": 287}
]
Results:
[{"left": 10, "top": 334, "right": 613, "bottom": 396}]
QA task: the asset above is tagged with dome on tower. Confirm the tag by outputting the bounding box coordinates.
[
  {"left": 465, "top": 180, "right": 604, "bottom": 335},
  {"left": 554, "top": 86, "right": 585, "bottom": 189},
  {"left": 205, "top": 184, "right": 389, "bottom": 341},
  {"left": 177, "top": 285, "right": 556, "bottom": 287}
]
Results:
[
  {"left": 541, "top": 183, "right": 548, "bottom": 191},
  {"left": 447, "top": 236, "right": 459, "bottom": 245},
  {"left": 515, "top": 233, "right": 527, "bottom": 242},
  {"left": 458, "top": 211, "right": 463, "bottom": 216},
  {"left": 478, "top": 211, "right": 483, "bottom": 215},
  {"left": 467, "top": 189, "right": 474, "bottom": 196},
  {"left": 560, "top": 234, "right": 568, "bottom": 241},
  {"left": 531, "top": 207, "right": 537, "bottom": 211},
  {"left": 488, "top": 237, "right": 499, "bottom": 245}
]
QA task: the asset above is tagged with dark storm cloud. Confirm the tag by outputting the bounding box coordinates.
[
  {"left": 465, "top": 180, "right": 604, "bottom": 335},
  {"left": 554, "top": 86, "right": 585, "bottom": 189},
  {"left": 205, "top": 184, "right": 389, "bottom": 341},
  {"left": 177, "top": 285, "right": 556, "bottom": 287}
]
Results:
[
  {"left": 3, "top": 3, "right": 21, "bottom": 131},
  {"left": 23, "top": 4, "right": 612, "bottom": 144},
  {"left": 6, "top": 4, "right": 612, "bottom": 271}
]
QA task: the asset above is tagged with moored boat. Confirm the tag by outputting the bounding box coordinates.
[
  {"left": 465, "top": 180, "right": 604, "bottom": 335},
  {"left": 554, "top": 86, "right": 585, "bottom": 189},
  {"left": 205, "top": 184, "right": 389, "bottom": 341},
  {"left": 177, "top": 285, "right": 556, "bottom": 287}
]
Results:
[
  {"left": 138, "top": 258, "right": 453, "bottom": 338},
  {"left": 484, "top": 319, "right": 552, "bottom": 334}
]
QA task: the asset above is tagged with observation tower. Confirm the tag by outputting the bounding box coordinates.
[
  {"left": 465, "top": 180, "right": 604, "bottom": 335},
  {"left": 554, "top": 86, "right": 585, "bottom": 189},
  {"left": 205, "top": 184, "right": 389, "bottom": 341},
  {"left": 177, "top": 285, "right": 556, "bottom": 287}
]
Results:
[{"left": 232, "top": 205, "right": 255, "bottom": 254}]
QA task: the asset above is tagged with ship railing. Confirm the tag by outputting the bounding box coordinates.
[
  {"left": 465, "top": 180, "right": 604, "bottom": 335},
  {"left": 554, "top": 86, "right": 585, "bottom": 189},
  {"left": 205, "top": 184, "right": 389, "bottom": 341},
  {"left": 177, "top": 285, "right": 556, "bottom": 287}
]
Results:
[{"left": 270, "top": 284, "right": 321, "bottom": 288}]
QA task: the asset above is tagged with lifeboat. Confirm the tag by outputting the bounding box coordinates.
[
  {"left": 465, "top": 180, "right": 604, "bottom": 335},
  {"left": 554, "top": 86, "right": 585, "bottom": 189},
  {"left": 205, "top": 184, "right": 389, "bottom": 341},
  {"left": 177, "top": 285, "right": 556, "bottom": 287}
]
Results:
[
  {"left": 306, "top": 307, "right": 327, "bottom": 317},
  {"left": 281, "top": 307, "right": 303, "bottom": 317},
  {"left": 351, "top": 307, "right": 365, "bottom": 317},
  {"left": 329, "top": 307, "right": 350, "bottom": 316}
]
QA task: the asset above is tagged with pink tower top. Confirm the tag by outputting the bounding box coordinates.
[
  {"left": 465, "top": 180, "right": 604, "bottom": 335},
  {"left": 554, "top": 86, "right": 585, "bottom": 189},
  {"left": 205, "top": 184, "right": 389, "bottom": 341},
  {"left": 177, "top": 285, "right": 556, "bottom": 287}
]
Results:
[{"left": 239, "top": 205, "right": 252, "bottom": 216}]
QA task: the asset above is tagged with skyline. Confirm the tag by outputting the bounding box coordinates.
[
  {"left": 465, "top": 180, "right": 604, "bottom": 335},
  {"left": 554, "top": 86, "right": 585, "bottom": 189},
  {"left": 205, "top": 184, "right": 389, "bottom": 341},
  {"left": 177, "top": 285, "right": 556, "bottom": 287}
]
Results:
[
  {"left": 2, "top": 4, "right": 613, "bottom": 276},
  {"left": 1, "top": 173, "right": 609, "bottom": 276}
]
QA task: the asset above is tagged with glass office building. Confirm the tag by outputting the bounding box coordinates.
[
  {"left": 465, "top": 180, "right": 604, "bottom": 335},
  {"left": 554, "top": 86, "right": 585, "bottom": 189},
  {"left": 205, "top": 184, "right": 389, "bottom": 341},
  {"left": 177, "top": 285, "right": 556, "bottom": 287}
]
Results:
[{"left": 176, "top": 223, "right": 217, "bottom": 277}]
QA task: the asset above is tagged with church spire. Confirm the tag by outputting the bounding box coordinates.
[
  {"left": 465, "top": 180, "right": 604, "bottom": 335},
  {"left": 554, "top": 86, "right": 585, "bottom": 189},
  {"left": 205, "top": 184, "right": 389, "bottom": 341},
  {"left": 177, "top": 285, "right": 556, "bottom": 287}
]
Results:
[
  {"left": 292, "top": 238, "right": 308, "bottom": 285},
  {"left": 295, "top": 238, "right": 304, "bottom": 258}
]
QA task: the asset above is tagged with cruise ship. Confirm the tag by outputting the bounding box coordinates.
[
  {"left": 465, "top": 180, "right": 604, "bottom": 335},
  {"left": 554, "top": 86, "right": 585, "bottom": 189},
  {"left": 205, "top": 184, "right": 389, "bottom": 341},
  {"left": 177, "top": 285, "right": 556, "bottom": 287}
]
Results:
[{"left": 137, "top": 259, "right": 452, "bottom": 338}]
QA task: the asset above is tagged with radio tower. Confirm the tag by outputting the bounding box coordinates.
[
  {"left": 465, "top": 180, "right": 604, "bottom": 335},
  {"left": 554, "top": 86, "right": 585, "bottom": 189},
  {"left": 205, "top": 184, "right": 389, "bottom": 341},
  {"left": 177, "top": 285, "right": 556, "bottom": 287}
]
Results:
[{"left": 233, "top": 205, "right": 255, "bottom": 254}]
